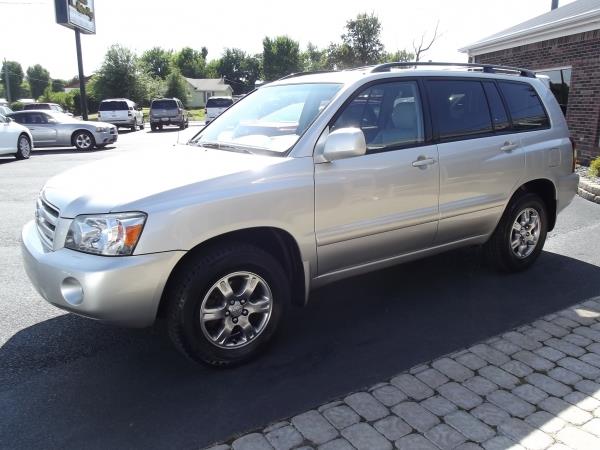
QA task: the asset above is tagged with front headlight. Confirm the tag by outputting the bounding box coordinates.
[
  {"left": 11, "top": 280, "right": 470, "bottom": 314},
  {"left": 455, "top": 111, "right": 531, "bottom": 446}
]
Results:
[
  {"left": 65, "top": 212, "right": 146, "bottom": 256},
  {"left": 95, "top": 126, "right": 109, "bottom": 132}
]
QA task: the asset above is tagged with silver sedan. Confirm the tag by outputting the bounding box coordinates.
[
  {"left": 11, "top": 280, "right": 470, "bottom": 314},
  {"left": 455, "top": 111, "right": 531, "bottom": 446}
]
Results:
[{"left": 7, "top": 110, "right": 117, "bottom": 150}]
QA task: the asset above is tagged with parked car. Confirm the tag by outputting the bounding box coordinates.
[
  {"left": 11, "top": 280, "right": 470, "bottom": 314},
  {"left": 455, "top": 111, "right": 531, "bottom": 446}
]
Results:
[
  {"left": 8, "top": 110, "right": 117, "bottom": 150},
  {"left": 149, "top": 98, "right": 188, "bottom": 131},
  {"left": 205, "top": 96, "right": 233, "bottom": 123},
  {"left": 0, "top": 114, "right": 33, "bottom": 159},
  {"left": 98, "top": 98, "right": 144, "bottom": 131},
  {"left": 0, "top": 105, "right": 14, "bottom": 116},
  {"left": 24, "top": 103, "right": 67, "bottom": 113},
  {"left": 21, "top": 62, "right": 578, "bottom": 367}
]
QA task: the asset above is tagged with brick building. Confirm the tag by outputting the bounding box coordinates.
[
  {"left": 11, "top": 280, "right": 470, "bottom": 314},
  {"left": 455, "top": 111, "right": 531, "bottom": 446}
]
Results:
[{"left": 460, "top": 0, "right": 600, "bottom": 163}]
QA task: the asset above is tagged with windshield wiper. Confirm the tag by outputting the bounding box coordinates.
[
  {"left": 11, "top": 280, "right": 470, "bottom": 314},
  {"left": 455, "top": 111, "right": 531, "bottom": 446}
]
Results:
[{"left": 193, "top": 141, "right": 253, "bottom": 154}]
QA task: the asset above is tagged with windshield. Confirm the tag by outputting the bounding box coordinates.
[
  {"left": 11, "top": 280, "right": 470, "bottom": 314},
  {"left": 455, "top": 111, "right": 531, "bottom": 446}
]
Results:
[
  {"left": 190, "top": 83, "right": 342, "bottom": 154},
  {"left": 151, "top": 100, "right": 177, "bottom": 110}
]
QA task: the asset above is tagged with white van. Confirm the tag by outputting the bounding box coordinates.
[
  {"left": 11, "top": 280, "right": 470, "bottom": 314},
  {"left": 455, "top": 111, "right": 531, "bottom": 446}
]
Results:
[
  {"left": 205, "top": 96, "right": 233, "bottom": 123},
  {"left": 98, "top": 99, "right": 144, "bottom": 131}
]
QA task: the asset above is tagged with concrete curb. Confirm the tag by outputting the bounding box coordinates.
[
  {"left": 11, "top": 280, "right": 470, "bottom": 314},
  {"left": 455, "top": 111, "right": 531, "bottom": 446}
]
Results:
[{"left": 578, "top": 176, "right": 600, "bottom": 205}]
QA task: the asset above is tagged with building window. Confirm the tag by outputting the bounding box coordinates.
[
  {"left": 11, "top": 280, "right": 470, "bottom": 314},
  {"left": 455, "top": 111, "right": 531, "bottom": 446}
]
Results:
[{"left": 536, "top": 67, "right": 571, "bottom": 115}]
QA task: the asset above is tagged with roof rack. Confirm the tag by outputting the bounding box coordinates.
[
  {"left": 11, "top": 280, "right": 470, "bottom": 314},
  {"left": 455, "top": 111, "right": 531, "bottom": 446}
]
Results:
[
  {"left": 277, "top": 70, "right": 333, "bottom": 81},
  {"left": 369, "top": 62, "right": 536, "bottom": 78}
]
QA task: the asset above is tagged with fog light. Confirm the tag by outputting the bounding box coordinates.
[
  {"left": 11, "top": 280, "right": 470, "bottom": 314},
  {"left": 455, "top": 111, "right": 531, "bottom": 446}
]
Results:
[{"left": 60, "top": 277, "right": 84, "bottom": 305}]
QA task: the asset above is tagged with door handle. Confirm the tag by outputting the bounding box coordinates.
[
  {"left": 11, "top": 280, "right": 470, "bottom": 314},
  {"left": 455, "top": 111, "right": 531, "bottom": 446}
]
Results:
[
  {"left": 412, "top": 157, "right": 436, "bottom": 168},
  {"left": 500, "top": 141, "right": 518, "bottom": 152}
]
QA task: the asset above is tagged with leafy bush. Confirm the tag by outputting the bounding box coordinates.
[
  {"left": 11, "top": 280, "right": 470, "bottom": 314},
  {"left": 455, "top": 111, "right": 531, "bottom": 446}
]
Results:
[
  {"left": 589, "top": 158, "right": 600, "bottom": 178},
  {"left": 10, "top": 101, "right": 24, "bottom": 111}
]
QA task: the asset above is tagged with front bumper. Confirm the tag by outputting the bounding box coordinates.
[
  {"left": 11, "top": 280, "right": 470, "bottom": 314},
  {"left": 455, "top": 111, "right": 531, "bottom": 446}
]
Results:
[
  {"left": 557, "top": 172, "right": 579, "bottom": 214},
  {"left": 21, "top": 220, "right": 184, "bottom": 327},
  {"left": 92, "top": 129, "right": 118, "bottom": 145}
]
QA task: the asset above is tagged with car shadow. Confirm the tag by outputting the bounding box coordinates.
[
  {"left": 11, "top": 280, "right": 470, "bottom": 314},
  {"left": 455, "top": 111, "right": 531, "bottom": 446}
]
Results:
[{"left": 1, "top": 248, "right": 599, "bottom": 449}]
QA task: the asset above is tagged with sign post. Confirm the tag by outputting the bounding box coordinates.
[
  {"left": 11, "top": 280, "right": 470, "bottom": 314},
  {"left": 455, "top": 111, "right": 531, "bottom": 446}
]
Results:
[
  {"left": 55, "top": 1, "right": 96, "bottom": 119},
  {"left": 74, "top": 29, "right": 88, "bottom": 120}
]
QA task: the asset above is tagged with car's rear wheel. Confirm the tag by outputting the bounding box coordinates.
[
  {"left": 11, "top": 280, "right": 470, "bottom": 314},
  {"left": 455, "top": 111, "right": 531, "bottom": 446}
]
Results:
[
  {"left": 165, "top": 243, "right": 289, "bottom": 367},
  {"left": 15, "top": 134, "right": 31, "bottom": 160},
  {"left": 484, "top": 192, "right": 548, "bottom": 272},
  {"left": 139, "top": 118, "right": 145, "bottom": 130},
  {"left": 73, "top": 131, "right": 95, "bottom": 151},
  {"left": 131, "top": 119, "right": 137, "bottom": 132}
]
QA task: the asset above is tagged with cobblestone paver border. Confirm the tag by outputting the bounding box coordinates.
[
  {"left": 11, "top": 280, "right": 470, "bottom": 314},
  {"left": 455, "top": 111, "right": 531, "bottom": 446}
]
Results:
[{"left": 207, "top": 298, "right": 600, "bottom": 450}]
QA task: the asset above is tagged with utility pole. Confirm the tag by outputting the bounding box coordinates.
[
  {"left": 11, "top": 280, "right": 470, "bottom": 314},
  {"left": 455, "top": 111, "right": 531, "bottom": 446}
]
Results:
[
  {"left": 3, "top": 59, "right": 11, "bottom": 103},
  {"left": 551, "top": 0, "right": 559, "bottom": 10},
  {"left": 74, "top": 30, "right": 88, "bottom": 120}
]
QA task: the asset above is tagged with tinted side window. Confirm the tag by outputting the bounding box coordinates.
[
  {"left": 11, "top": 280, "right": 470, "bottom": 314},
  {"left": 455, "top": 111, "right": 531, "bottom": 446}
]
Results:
[
  {"left": 482, "top": 82, "right": 509, "bottom": 131},
  {"left": 427, "top": 80, "right": 492, "bottom": 140},
  {"left": 332, "top": 81, "right": 424, "bottom": 151},
  {"left": 498, "top": 81, "right": 549, "bottom": 131}
]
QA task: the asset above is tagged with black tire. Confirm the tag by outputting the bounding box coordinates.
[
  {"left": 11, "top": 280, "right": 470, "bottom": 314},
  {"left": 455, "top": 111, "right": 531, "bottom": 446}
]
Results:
[
  {"left": 139, "top": 119, "right": 145, "bottom": 130},
  {"left": 73, "top": 130, "right": 95, "bottom": 151},
  {"left": 151, "top": 124, "right": 157, "bottom": 132},
  {"left": 165, "top": 243, "right": 289, "bottom": 367},
  {"left": 179, "top": 121, "right": 185, "bottom": 130},
  {"left": 15, "top": 134, "right": 31, "bottom": 160},
  {"left": 130, "top": 120, "right": 137, "bottom": 132},
  {"left": 484, "top": 192, "right": 548, "bottom": 273},
  {"left": 158, "top": 124, "right": 163, "bottom": 131},
  {"left": 95, "top": 144, "right": 107, "bottom": 149}
]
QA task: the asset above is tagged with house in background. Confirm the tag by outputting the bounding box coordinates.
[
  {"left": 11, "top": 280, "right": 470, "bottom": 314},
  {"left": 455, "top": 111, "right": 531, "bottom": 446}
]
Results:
[
  {"left": 460, "top": 0, "right": 600, "bottom": 163},
  {"left": 184, "top": 78, "right": 233, "bottom": 108},
  {"left": 64, "top": 75, "right": 93, "bottom": 93}
]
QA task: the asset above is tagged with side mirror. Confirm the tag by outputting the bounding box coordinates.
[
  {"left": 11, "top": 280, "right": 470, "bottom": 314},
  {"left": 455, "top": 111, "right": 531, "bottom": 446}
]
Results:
[
  {"left": 322, "top": 127, "right": 367, "bottom": 162},
  {"left": 6, "top": 117, "right": 13, "bottom": 123}
]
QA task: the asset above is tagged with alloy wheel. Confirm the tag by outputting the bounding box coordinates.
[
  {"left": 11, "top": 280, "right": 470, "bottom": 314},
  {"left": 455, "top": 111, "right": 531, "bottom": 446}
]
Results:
[
  {"left": 510, "top": 207, "right": 541, "bottom": 259},
  {"left": 199, "top": 271, "right": 273, "bottom": 349},
  {"left": 75, "top": 133, "right": 92, "bottom": 150}
]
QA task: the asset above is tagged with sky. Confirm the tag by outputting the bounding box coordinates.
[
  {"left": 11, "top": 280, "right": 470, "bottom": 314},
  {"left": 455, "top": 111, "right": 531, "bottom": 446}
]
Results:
[{"left": 1, "top": 0, "right": 577, "bottom": 80}]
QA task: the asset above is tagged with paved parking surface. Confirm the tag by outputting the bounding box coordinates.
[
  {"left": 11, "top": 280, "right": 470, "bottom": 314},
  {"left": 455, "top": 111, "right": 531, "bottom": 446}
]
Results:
[
  {"left": 1, "top": 128, "right": 600, "bottom": 449},
  {"left": 212, "top": 300, "right": 600, "bottom": 450}
]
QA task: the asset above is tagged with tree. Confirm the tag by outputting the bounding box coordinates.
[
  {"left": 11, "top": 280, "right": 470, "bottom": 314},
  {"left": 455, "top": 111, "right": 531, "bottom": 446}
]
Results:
[
  {"left": 413, "top": 21, "right": 440, "bottom": 62},
  {"left": 324, "top": 42, "right": 354, "bottom": 70},
  {"left": 51, "top": 79, "right": 66, "bottom": 92},
  {"left": 383, "top": 49, "right": 415, "bottom": 63},
  {"left": 164, "top": 70, "right": 188, "bottom": 106},
  {"left": 262, "top": 36, "right": 301, "bottom": 81},
  {"left": 302, "top": 42, "right": 327, "bottom": 71},
  {"left": 0, "top": 60, "right": 24, "bottom": 101},
  {"left": 141, "top": 47, "right": 173, "bottom": 79},
  {"left": 215, "top": 48, "right": 261, "bottom": 94},
  {"left": 27, "top": 64, "right": 51, "bottom": 99},
  {"left": 90, "top": 44, "right": 148, "bottom": 104},
  {"left": 341, "top": 13, "right": 385, "bottom": 66},
  {"left": 172, "top": 47, "right": 206, "bottom": 78}
]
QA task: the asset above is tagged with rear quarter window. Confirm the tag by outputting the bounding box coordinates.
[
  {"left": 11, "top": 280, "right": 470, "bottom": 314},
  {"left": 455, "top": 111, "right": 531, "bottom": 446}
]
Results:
[{"left": 498, "top": 81, "right": 549, "bottom": 131}]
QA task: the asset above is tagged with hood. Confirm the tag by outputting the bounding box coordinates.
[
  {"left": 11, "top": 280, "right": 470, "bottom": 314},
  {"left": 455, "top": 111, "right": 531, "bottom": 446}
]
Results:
[{"left": 43, "top": 145, "right": 288, "bottom": 218}]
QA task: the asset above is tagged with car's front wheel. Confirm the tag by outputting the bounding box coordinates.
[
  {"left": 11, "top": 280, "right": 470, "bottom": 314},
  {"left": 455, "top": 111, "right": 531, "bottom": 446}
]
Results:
[
  {"left": 15, "top": 134, "right": 31, "bottom": 160},
  {"left": 73, "top": 131, "right": 95, "bottom": 151},
  {"left": 165, "top": 244, "right": 289, "bottom": 367},
  {"left": 485, "top": 192, "right": 548, "bottom": 272}
]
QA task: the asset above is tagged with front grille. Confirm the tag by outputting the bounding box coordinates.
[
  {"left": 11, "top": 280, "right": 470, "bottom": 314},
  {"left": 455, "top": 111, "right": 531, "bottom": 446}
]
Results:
[{"left": 36, "top": 196, "right": 59, "bottom": 249}]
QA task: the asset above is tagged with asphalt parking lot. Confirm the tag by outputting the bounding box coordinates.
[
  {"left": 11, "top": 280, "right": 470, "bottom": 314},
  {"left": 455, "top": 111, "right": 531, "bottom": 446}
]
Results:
[{"left": 1, "top": 127, "right": 600, "bottom": 450}]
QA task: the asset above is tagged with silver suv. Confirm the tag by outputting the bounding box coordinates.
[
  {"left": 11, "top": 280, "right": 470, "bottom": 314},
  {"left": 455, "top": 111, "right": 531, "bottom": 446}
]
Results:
[{"left": 21, "top": 62, "right": 578, "bottom": 366}]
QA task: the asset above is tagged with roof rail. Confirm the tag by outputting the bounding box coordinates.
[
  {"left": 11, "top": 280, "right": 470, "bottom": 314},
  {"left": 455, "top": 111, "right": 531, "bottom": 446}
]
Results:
[
  {"left": 370, "top": 61, "right": 536, "bottom": 78},
  {"left": 277, "top": 70, "right": 334, "bottom": 81}
]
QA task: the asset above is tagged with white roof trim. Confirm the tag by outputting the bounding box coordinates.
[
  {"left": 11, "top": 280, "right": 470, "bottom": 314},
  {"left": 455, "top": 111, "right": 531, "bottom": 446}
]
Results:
[{"left": 460, "top": 8, "right": 600, "bottom": 56}]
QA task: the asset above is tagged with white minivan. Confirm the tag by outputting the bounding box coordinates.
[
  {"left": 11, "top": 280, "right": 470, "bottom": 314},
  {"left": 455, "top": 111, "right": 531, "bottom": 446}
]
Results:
[
  {"left": 205, "top": 96, "right": 233, "bottom": 123},
  {"left": 98, "top": 98, "right": 144, "bottom": 131}
]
